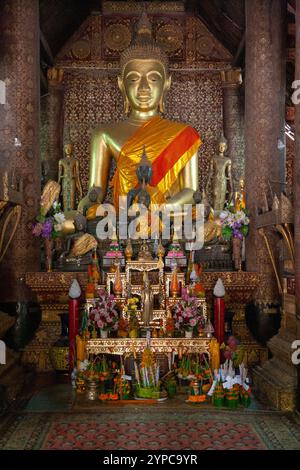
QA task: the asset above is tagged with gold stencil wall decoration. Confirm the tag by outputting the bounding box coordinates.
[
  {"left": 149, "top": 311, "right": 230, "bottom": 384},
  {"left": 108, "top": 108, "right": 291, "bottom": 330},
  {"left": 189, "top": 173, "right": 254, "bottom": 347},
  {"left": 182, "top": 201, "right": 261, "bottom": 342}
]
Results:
[
  {"left": 156, "top": 23, "right": 184, "bottom": 54},
  {"left": 103, "top": 20, "right": 132, "bottom": 59},
  {"left": 71, "top": 40, "right": 91, "bottom": 60}
]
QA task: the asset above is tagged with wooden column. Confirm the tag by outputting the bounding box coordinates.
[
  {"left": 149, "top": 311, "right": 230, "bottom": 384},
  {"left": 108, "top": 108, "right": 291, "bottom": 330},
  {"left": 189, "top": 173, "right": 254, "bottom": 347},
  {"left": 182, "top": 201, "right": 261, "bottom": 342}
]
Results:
[
  {"left": 295, "top": 1, "right": 300, "bottom": 324},
  {"left": 221, "top": 68, "right": 245, "bottom": 191},
  {"left": 295, "top": 6, "right": 300, "bottom": 415},
  {"left": 245, "top": 0, "right": 286, "bottom": 304},
  {"left": 0, "top": 0, "right": 40, "bottom": 302},
  {"left": 47, "top": 68, "right": 64, "bottom": 181}
]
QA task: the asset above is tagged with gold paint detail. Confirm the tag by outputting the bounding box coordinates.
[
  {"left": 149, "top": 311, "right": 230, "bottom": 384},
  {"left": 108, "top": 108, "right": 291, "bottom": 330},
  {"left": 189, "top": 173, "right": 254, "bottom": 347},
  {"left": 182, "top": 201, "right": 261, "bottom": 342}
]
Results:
[
  {"left": 104, "top": 24, "right": 132, "bottom": 52},
  {"left": 87, "top": 337, "right": 211, "bottom": 356}
]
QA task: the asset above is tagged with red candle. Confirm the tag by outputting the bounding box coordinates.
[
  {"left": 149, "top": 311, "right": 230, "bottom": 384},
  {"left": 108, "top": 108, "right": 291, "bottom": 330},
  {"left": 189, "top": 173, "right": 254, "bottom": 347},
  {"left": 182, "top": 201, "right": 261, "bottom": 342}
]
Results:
[
  {"left": 69, "top": 298, "right": 80, "bottom": 375},
  {"left": 68, "top": 279, "right": 81, "bottom": 375},
  {"left": 213, "top": 278, "right": 225, "bottom": 344},
  {"left": 214, "top": 297, "right": 225, "bottom": 344}
]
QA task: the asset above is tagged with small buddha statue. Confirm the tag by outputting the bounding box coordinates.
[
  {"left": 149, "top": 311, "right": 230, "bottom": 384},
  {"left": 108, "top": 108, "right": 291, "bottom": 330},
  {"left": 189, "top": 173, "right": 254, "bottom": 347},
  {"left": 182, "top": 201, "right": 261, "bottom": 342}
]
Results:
[
  {"left": 138, "top": 239, "right": 152, "bottom": 261},
  {"left": 234, "top": 177, "right": 246, "bottom": 212},
  {"left": 58, "top": 142, "right": 83, "bottom": 214},
  {"left": 141, "top": 271, "right": 153, "bottom": 327},
  {"left": 127, "top": 145, "right": 153, "bottom": 209},
  {"left": 84, "top": 185, "right": 103, "bottom": 219},
  {"left": 206, "top": 134, "right": 233, "bottom": 214}
]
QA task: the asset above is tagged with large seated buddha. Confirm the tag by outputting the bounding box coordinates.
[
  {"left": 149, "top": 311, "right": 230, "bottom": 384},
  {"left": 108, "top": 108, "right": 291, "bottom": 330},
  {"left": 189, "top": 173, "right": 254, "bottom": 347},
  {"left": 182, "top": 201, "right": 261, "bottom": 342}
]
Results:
[{"left": 78, "top": 11, "right": 201, "bottom": 216}]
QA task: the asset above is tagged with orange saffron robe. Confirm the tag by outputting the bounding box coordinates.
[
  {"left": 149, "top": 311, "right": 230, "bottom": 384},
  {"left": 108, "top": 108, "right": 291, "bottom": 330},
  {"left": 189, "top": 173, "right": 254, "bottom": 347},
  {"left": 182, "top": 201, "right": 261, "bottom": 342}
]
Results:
[{"left": 112, "top": 115, "right": 202, "bottom": 208}]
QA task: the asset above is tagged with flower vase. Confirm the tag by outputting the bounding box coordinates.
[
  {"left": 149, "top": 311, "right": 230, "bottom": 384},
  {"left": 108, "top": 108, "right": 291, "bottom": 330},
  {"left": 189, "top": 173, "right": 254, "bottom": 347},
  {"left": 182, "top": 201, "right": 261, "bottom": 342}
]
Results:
[
  {"left": 185, "top": 329, "right": 193, "bottom": 338},
  {"left": 232, "top": 236, "right": 242, "bottom": 271},
  {"left": 129, "top": 329, "right": 138, "bottom": 338},
  {"left": 100, "top": 329, "right": 108, "bottom": 339},
  {"left": 44, "top": 237, "right": 54, "bottom": 272}
]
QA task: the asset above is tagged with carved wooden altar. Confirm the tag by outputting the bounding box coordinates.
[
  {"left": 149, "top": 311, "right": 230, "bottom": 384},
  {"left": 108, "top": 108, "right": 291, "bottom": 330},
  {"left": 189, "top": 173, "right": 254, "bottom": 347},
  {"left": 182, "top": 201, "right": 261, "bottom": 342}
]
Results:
[{"left": 24, "top": 270, "right": 266, "bottom": 372}]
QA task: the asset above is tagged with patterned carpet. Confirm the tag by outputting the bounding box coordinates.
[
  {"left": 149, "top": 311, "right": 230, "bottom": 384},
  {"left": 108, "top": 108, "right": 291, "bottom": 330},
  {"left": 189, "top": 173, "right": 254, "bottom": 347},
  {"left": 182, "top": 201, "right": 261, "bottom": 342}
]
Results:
[{"left": 0, "top": 407, "right": 300, "bottom": 450}]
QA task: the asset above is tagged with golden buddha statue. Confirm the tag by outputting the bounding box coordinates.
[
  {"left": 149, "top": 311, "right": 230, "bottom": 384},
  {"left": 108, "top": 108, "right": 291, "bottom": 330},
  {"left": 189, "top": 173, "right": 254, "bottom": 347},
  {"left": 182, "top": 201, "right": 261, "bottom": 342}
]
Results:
[
  {"left": 78, "top": 11, "right": 201, "bottom": 215},
  {"left": 206, "top": 134, "right": 233, "bottom": 213},
  {"left": 141, "top": 271, "right": 154, "bottom": 327},
  {"left": 234, "top": 177, "right": 246, "bottom": 212},
  {"left": 138, "top": 239, "right": 152, "bottom": 261},
  {"left": 58, "top": 142, "right": 83, "bottom": 214}
]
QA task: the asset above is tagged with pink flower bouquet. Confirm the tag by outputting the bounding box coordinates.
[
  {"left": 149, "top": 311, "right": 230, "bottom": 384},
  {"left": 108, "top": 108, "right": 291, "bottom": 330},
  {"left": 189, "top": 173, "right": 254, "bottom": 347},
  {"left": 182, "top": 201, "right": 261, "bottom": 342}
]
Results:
[
  {"left": 88, "top": 289, "right": 119, "bottom": 332},
  {"left": 172, "top": 289, "right": 205, "bottom": 333}
]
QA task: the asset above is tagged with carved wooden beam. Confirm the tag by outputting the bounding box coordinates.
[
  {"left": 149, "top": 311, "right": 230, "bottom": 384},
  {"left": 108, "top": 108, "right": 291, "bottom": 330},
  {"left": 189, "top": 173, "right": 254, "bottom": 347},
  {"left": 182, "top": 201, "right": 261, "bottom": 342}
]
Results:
[
  {"left": 40, "top": 29, "right": 54, "bottom": 65},
  {"left": 232, "top": 32, "right": 245, "bottom": 66},
  {"left": 40, "top": 67, "right": 48, "bottom": 92}
]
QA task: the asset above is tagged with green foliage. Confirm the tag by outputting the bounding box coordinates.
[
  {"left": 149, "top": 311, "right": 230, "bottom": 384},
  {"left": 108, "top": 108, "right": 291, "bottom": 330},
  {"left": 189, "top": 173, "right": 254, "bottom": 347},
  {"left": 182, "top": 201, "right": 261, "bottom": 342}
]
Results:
[{"left": 221, "top": 226, "right": 233, "bottom": 241}]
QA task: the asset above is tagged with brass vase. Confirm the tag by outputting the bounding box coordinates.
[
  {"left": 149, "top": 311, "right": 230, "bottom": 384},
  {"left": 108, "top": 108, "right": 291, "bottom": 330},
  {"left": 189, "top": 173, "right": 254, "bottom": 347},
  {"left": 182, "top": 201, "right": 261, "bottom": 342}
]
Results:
[
  {"left": 44, "top": 237, "right": 54, "bottom": 272},
  {"left": 86, "top": 379, "right": 99, "bottom": 401}
]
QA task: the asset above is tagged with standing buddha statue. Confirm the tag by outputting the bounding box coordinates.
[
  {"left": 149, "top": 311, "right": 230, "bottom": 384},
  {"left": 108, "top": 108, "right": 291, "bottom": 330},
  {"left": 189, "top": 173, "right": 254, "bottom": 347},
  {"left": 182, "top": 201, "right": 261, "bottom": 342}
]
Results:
[
  {"left": 58, "top": 142, "right": 83, "bottom": 214},
  {"left": 141, "top": 271, "right": 154, "bottom": 327},
  {"left": 78, "top": 10, "right": 201, "bottom": 214},
  {"left": 206, "top": 134, "right": 233, "bottom": 214}
]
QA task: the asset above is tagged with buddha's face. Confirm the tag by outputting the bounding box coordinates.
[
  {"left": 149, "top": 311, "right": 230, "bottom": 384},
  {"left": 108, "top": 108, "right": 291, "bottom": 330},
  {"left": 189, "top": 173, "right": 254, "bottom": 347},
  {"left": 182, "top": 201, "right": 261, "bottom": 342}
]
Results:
[
  {"left": 64, "top": 144, "right": 73, "bottom": 157},
  {"left": 119, "top": 59, "right": 170, "bottom": 113},
  {"left": 219, "top": 142, "right": 227, "bottom": 154}
]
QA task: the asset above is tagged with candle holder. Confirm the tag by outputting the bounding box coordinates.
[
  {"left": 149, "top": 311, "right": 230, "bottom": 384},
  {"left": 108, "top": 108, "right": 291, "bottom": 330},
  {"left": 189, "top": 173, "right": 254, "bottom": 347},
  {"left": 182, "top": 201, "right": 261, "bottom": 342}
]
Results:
[
  {"left": 86, "top": 378, "right": 99, "bottom": 401},
  {"left": 204, "top": 321, "right": 214, "bottom": 338}
]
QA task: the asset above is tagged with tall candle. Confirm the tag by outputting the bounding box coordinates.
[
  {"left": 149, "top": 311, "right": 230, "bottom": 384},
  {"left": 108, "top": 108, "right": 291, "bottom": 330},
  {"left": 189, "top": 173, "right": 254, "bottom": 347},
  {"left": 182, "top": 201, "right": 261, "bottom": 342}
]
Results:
[
  {"left": 69, "top": 279, "right": 81, "bottom": 375},
  {"left": 213, "top": 278, "right": 225, "bottom": 345}
]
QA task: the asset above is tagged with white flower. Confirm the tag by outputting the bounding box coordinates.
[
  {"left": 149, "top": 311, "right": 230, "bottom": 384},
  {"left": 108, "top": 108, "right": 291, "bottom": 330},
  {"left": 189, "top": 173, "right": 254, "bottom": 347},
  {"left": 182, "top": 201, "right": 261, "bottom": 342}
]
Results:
[
  {"left": 219, "top": 211, "right": 228, "bottom": 220},
  {"left": 79, "top": 359, "right": 89, "bottom": 371},
  {"left": 53, "top": 201, "right": 59, "bottom": 210},
  {"left": 235, "top": 211, "right": 245, "bottom": 222},
  {"left": 54, "top": 212, "right": 65, "bottom": 224},
  {"left": 54, "top": 223, "right": 62, "bottom": 232}
]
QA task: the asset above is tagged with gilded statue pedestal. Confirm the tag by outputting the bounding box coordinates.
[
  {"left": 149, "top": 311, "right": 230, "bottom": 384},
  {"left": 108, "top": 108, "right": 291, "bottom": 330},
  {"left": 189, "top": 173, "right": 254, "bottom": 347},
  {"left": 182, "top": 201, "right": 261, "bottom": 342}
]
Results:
[{"left": 252, "top": 289, "right": 298, "bottom": 411}]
